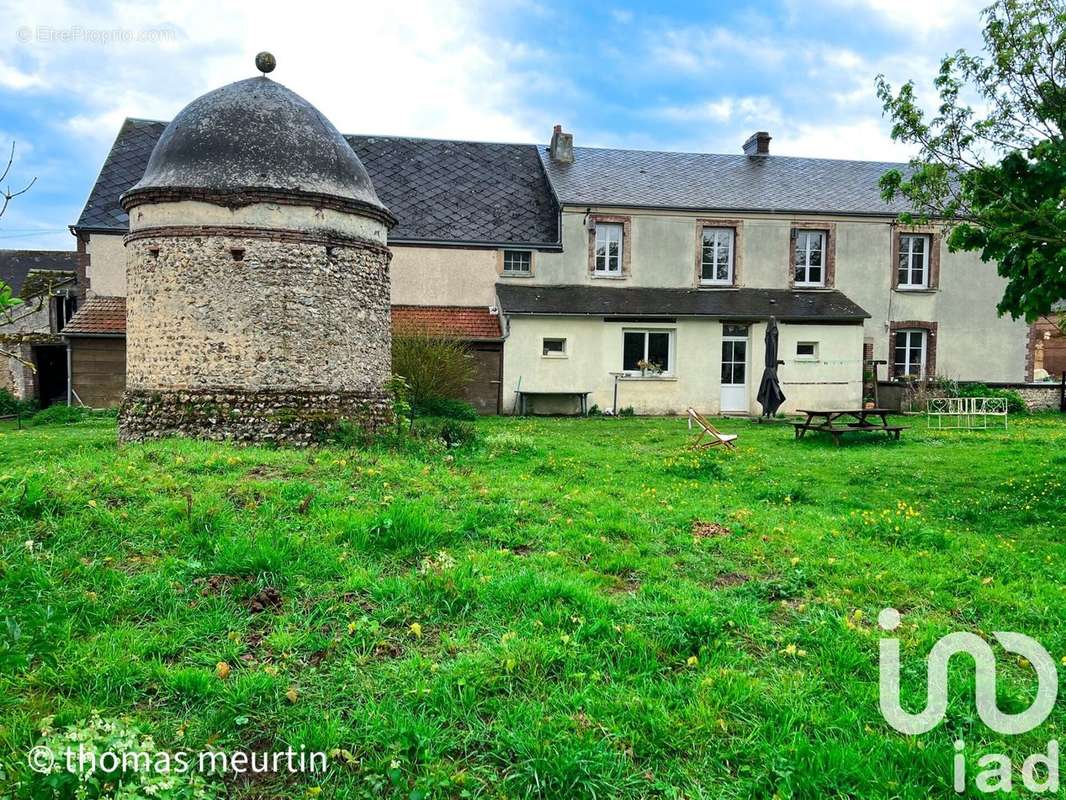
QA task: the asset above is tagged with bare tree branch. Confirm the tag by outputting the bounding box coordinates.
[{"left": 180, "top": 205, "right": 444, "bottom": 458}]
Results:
[{"left": 0, "top": 141, "right": 37, "bottom": 221}]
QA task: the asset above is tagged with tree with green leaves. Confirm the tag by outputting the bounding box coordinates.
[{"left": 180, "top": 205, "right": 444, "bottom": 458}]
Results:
[{"left": 876, "top": 0, "right": 1065, "bottom": 326}]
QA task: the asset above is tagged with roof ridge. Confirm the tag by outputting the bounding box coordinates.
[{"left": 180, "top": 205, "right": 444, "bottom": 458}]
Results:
[
  {"left": 566, "top": 144, "right": 909, "bottom": 168},
  {"left": 115, "top": 117, "right": 542, "bottom": 148}
]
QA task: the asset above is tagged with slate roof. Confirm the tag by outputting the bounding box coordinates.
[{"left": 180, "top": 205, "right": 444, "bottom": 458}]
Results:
[
  {"left": 0, "top": 250, "right": 79, "bottom": 297},
  {"left": 62, "top": 296, "right": 127, "bottom": 336},
  {"left": 392, "top": 305, "right": 502, "bottom": 340},
  {"left": 539, "top": 146, "right": 912, "bottom": 216},
  {"left": 496, "top": 284, "right": 870, "bottom": 322},
  {"left": 75, "top": 120, "right": 560, "bottom": 246},
  {"left": 77, "top": 119, "right": 166, "bottom": 231}
]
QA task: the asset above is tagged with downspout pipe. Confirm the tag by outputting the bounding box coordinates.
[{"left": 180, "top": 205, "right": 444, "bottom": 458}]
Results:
[{"left": 65, "top": 340, "right": 72, "bottom": 407}]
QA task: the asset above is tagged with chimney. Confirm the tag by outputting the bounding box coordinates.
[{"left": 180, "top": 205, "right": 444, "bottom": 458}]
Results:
[
  {"left": 549, "top": 124, "right": 574, "bottom": 164},
  {"left": 742, "top": 131, "right": 771, "bottom": 157}
]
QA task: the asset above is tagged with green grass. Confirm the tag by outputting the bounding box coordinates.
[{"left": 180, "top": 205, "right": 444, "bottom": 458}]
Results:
[{"left": 1, "top": 413, "right": 1064, "bottom": 799}]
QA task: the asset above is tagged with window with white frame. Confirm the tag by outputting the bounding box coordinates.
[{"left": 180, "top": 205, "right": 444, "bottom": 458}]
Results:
[
  {"left": 897, "top": 234, "right": 929, "bottom": 288},
  {"left": 796, "top": 341, "right": 818, "bottom": 360},
  {"left": 794, "top": 230, "right": 826, "bottom": 286},
  {"left": 542, "top": 337, "right": 567, "bottom": 357},
  {"left": 594, "top": 222, "right": 624, "bottom": 274},
  {"left": 622, "top": 329, "right": 672, "bottom": 375},
  {"left": 700, "top": 227, "right": 734, "bottom": 284},
  {"left": 502, "top": 249, "right": 532, "bottom": 274},
  {"left": 893, "top": 329, "right": 927, "bottom": 379}
]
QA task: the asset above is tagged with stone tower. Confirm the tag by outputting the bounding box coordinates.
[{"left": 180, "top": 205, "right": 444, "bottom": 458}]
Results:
[{"left": 118, "top": 55, "right": 395, "bottom": 444}]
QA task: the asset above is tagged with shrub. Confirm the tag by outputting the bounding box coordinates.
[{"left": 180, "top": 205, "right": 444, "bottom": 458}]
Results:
[
  {"left": 954, "top": 382, "right": 1028, "bottom": 414},
  {"left": 26, "top": 405, "right": 115, "bottom": 427},
  {"left": 392, "top": 329, "right": 475, "bottom": 408},
  {"left": 0, "top": 388, "right": 35, "bottom": 417},
  {"left": 898, "top": 376, "right": 1028, "bottom": 414},
  {"left": 415, "top": 396, "right": 478, "bottom": 420}
]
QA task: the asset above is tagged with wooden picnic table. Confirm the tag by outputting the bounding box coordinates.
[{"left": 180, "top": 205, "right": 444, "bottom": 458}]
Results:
[{"left": 793, "top": 408, "right": 905, "bottom": 445}]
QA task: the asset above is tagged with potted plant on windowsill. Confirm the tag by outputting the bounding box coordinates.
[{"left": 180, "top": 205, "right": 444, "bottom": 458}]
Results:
[{"left": 636, "top": 359, "right": 663, "bottom": 377}]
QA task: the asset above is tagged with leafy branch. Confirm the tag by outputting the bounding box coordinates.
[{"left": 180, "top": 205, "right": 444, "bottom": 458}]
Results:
[{"left": 876, "top": 0, "right": 1066, "bottom": 321}]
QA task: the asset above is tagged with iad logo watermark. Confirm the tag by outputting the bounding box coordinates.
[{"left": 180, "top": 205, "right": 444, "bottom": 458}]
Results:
[{"left": 877, "top": 608, "right": 1060, "bottom": 793}]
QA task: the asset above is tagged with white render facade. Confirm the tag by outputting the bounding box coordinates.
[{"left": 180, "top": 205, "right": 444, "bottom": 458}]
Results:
[{"left": 493, "top": 204, "right": 1027, "bottom": 415}]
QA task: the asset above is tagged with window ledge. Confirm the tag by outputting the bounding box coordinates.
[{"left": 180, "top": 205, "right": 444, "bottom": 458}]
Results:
[
  {"left": 793, "top": 286, "right": 832, "bottom": 291},
  {"left": 541, "top": 354, "right": 568, "bottom": 359},
  {"left": 619, "top": 375, "right": 677, "bottom": 382},
  {"left": 500, "top": 272, "right": 535, "bottom": 279},
  {"left": 698, "top": 284, "right": 738, "bottom": 290},
  {"left": 591, "top": 274, "right": 628, "bottom": 280},
  {"left": 893, "top": 287, "right": 937, "bottom": 294}
]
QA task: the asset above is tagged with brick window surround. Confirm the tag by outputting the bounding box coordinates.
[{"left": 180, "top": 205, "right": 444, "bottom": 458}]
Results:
[
  {"left": 788, "top": 222, "right": 836, "bottom": 288},
  {"left": 891, "top": 224, "right": 941, "bottom": 290},
  {"left": 694, "top": 219, "right": 743, "bottom": 287},
  {"left": 888, "top": 320, "right": 938, "bottom": 380},
  {"left": 587, "top": 214, "right": 632, "bottom": 278}
]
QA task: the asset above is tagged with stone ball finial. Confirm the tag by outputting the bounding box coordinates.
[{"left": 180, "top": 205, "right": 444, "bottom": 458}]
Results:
[{"left": 255, "top": 52, "right": 276, "bottom": 74}]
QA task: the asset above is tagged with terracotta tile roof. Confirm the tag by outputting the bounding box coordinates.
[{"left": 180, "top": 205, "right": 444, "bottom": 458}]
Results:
[
  {"left": 59, "top": 300, "right": 502, "bottom": 341},
  {"left": 392, "top": 305, "right": 502, "bottom": 340},
  {"left": 62, "top": 296, "right": 127, "bottom": 336}
]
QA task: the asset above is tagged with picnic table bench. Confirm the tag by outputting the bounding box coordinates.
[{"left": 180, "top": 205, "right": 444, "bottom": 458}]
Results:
[
  {"left": 793, "top": 408, "right": 905, "bottom": 445},
  {"left": 0, "top": 412, "right": 23, "bottom": 430}
]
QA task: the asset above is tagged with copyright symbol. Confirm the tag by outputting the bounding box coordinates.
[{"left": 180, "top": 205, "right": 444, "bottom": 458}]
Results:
[
  {"left": 16, "top": 26, "right": 32, "bottom": 42},
  {"left": 28, "top": 745, "right": 55, "bottom": 773}
]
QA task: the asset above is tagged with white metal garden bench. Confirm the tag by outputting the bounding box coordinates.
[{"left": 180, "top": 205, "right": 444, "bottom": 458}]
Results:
[{"left": 927, "top": 397, "right": 1008, "bottom": 429}]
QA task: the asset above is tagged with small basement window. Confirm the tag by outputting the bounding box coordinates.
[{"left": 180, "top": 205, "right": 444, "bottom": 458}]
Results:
[
  {"left": 796, "top": 342, "right": 818, "bottom": 360},
  {"left": 542, "top": 337, "right": 567, "bottom": 357},
  {"left": 503, "top": 250, "right": 532, "bottom": 274}
]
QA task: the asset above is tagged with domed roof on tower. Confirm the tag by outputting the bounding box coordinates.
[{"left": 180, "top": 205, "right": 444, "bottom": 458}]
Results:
[{"left": 121, "top": 53, "right": 394, "bottom": 227}]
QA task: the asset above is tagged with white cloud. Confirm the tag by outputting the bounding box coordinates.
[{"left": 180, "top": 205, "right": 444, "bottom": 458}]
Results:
[
  {"left": 656, "top": 96, "right": 782, "bottom": 126},
  {"left": 648, "top": 25, "right": 785, "bottom": 73},
  {"left": 822, "top": 0, "right": 982, "bottom": 33},
  {"left": 774, "top": 119, "right": 916, "bottom": 161},
  {"left": 0, "top": 0, "right": 553, "bottom": 148}
]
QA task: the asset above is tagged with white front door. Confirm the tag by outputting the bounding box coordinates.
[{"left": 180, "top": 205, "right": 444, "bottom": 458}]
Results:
[{"left": 720, "top": 325, "right": 749, "bottom": 413}]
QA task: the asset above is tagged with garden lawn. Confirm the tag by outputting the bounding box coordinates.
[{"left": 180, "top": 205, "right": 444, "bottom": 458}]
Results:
[{"left": 1, "top": 414, "right": 1065, "bottom": 799}]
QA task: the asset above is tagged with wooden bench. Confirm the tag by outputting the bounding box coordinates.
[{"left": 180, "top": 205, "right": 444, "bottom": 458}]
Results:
[
  {"left": 792, "top": 422, "right": 905, "bottom": 445},
  {"left": 0, "top": 412, "right": 23, "bottom": 430}
]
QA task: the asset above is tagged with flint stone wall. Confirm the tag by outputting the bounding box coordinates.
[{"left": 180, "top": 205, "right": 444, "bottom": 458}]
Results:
[
  {"left": 125, "top": 235, "right": 390, "bottom": 391},
  {"left": 119, "top": 231, "right": 393, "bottom": 443},
  {"left": 119, "top": 387, "right": 392, "bottom": 445},
  {"left": 1014, "top": 384, "right": 1063, "bottom": 412}
]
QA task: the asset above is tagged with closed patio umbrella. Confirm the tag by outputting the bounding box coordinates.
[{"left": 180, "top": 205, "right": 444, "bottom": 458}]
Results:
[{"left": 757, "top": 316, "right": 786, "bottom": 417}]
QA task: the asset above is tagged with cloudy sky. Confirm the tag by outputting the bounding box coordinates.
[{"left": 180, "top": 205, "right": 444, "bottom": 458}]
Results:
[{"left": 0, "top": 0, "right": 985, "bottom": 250}]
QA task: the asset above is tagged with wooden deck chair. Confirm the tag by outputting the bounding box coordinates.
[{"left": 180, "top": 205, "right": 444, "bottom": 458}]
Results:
[{"left": 687, "top": 408, "right": 738, "bottom": 450}]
